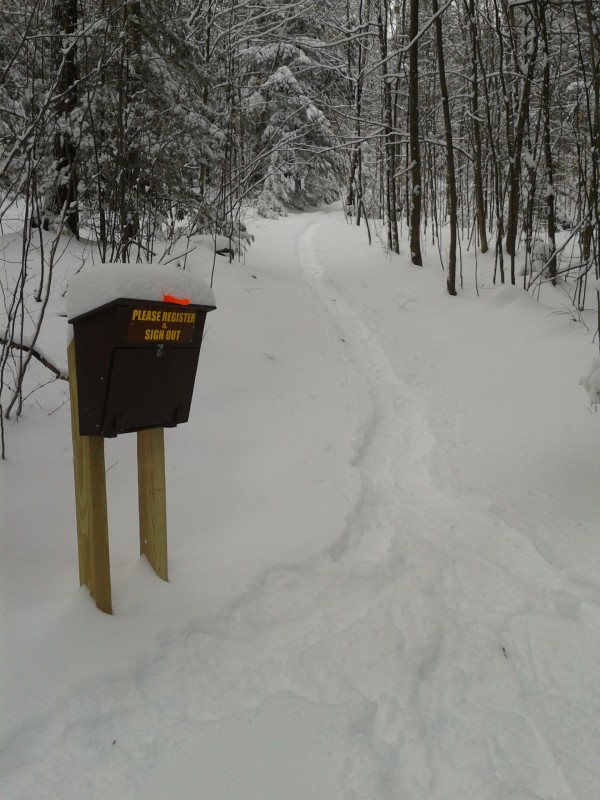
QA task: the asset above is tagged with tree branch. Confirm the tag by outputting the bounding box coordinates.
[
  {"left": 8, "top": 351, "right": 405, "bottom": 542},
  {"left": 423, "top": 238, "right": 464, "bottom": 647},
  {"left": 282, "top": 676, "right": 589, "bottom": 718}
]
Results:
[{"left": 0, "top": 334, "right": 68, "bottom": 382}]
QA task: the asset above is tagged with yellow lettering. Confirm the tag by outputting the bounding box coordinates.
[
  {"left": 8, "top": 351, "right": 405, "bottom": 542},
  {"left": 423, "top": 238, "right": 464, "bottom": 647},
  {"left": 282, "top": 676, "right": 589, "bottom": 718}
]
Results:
[
  {"left": 162, "top": 311, "right": 189, "bottom": 324},
  {"left": 163, "top": 311, "right": 184, "bottom": 323},
  {"left": 144, "top": 328, "right": 165, "bottom": 341}
]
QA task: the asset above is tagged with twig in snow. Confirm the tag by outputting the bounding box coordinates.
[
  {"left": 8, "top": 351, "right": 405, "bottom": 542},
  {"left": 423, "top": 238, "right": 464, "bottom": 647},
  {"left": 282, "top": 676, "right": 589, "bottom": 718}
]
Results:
[{"left": 0, "top": 334, "right": 68, "bottom": 382}]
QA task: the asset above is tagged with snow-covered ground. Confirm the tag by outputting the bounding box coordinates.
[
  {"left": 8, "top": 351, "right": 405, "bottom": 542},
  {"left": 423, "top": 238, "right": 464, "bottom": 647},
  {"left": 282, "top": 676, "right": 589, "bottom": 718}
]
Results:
[{"left": 2, "top": 205, "right": 600, "bottom": 799}]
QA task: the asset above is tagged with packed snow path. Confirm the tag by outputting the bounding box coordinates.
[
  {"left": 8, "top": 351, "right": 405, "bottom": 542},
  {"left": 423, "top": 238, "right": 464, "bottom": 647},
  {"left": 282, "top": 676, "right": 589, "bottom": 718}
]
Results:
[
  {"left": 2, "top": 208, "right": 600, "bottom": 799},
  {"left": 296, "top": 216, "right": 600, "bottom": 799}
]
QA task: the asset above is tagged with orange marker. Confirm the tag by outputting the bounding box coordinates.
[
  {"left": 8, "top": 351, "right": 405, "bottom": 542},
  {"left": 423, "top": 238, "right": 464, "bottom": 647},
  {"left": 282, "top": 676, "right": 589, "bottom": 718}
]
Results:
[{"left": 163, "top": 294, "right": 190, "bottom": 305}]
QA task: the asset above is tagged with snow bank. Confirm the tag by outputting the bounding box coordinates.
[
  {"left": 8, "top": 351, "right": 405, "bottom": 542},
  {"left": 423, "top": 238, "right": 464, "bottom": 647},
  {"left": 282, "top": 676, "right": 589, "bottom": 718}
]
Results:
[{"left": 67, "top": 262, "right": 215, "bottom": 320}]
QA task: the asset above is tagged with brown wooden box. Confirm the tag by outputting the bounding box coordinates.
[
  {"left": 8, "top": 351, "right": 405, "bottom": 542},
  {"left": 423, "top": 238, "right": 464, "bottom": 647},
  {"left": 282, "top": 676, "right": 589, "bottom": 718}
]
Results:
[{"left": 69, "top": 298, "right": 216, "bottom": 437}]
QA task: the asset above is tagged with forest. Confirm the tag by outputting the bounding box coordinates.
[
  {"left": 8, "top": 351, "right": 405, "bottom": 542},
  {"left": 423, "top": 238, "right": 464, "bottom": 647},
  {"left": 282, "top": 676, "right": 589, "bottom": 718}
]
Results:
[
  {"left": 1, "top": 0, "right": 600, "bottom": 440},
  {"left": 3, "top": 6, "right": 600, "bottom": 794}
]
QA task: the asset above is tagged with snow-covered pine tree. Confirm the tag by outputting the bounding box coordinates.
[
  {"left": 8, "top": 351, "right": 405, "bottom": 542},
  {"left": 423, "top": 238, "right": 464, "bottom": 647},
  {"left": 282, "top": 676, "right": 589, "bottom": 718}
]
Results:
[
  {"left": 240, "top": 0, "right": 344, "bottom": 216},
  {"left": 74, "top": 0, "right": 223, "bottom": 260}
]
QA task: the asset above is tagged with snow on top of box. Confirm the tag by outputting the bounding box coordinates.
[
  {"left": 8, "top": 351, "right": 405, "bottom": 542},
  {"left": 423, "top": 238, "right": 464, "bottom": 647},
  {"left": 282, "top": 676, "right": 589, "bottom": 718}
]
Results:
[{"left": 67, "top": 262, "right": 216, "bottom": 320}]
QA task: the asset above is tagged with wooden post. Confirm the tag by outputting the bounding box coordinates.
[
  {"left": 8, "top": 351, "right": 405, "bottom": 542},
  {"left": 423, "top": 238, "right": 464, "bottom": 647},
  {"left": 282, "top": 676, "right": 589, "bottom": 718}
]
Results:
[
  {"left": 137, "top": 427, "right": 168, "bottom": 581},
  {"left": 68, "top": 341, "right": 112, "bottom": 614}
]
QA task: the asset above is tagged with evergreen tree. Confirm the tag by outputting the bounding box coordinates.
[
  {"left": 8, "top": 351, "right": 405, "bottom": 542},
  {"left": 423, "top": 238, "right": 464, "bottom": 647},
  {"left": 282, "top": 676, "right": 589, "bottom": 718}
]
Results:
[{"left": 241, "top": 0, "right": 344, "bottom": 216}]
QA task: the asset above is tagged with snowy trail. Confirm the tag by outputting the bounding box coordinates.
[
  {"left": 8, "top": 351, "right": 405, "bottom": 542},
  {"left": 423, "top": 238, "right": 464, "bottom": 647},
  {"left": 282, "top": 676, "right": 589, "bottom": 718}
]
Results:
[
  {"left": 298, "top": 213, "right": 600, "bottom": 798},
  {"left": 296, "top": 218, "right": 437, "bottom": 561},
  {"left": 3, "top": 209, "right": 600, "bottom": 799}
]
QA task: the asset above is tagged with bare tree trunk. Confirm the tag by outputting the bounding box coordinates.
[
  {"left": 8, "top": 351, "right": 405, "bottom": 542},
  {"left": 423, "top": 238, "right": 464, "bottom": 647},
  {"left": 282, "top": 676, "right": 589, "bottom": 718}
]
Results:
[
  {"left": 408, "top": 0, "right": 423, "bottom": 264},
  {"left": 504, "top": 3, "right": 538, "bottom": 282},
  {"left": 345, "top": 0, "right": 368, "bottom": 222},
  {"left": 48, "top": 0, "right": 79, "bottom": 236},
  {"left": 538, "top": 0, "right": 557, "bottom": 285},
  {"left": 466, "top": 0, "right": 488, "bottom": 253},
  {"left": 583, "top": 0, "right": 600, "bottom": 336},
  {"left": 113, "top": 0, "right": 143, "bottom": 260},
  {"left": 432, "top": 0, "right": 457, "bottom": 295},
  {"left": 378, "top": 1, "right": 399, "bottom": 254}
]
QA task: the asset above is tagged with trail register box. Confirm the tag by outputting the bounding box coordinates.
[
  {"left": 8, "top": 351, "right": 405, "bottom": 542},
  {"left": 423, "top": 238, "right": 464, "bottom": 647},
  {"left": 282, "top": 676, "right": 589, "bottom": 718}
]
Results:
[{"left": 69, "top": 298, "right": 216, "bottom": 437}]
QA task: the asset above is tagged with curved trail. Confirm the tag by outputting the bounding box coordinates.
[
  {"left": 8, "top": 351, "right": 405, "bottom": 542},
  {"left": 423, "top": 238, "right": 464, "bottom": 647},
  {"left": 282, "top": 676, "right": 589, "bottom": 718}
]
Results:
[
  {"left": 293, "top": 217, "right": 584, "bottom": 799},
  {"left": 296, "top": 218, "right": 436, "bottom": 562}
]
